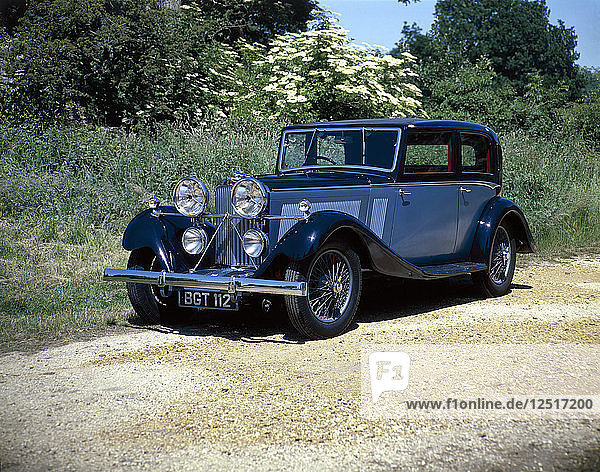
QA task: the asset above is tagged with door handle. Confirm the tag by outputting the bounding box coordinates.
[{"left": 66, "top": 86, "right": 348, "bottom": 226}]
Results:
[
  {"left": 460, "top": 187, "right": 471, "bottom": 193},
  {"left": 398, "top": 189, "right": 412, "bottom": 196}
]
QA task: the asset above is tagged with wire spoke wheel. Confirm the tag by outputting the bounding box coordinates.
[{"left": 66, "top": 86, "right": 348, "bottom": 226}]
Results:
[
  {"left": 307, "top": 249, "right": 353, "bottom": 322},
  {"left": 489, "top": 226, "right": 512, "bottom": 285},
  {"left": 284, "top": 243, "right": 362, "bottom": 339},
  {"left": 473, "top": 223, "right": 516, "bottom": 298}
]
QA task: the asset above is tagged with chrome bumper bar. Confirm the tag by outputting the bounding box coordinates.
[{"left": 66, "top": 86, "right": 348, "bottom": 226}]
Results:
[{"left": 103, "top": 268, "right": 307, "bottom": 297}]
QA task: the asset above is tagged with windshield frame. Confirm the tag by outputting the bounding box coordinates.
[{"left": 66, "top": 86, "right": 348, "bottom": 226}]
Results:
[{"left": 277, "top": 126, "right": 402, "bottom": 174}]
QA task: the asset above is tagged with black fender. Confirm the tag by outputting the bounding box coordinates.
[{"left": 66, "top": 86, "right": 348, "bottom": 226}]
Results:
[
  {"left": 123, "top": 207, "right": 215, "bottom": 272},
  {"left": 469, "top": 196, "right": 537, "bottom": 265},
  {"left": 254, "top": 210, "right": 430, "bottom": 280}
]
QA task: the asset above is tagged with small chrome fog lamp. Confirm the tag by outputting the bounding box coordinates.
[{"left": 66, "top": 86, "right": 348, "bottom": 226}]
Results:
[
  {"left": 242, "top": 229, "right": 268, "bottom": 258},
  {"left": 182, "top": 227, "right": 208, "bottom": 255}
]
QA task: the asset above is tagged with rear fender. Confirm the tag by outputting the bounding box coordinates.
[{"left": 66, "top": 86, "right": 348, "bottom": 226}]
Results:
[{"left": 470, "top": 197, "right": 537, "bottom": 264}]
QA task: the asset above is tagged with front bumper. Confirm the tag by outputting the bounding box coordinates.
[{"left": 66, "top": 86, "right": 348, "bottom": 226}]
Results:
[{"left": 103, "top": 268, "right": 307, "bottom": 297}]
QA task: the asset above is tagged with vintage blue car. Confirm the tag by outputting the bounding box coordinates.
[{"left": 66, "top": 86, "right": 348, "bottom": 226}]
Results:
[{"left": 104, "top": 119, "right": 536, "bottom": 339}]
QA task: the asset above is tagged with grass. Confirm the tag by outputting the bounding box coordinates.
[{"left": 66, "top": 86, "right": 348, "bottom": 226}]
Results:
[
  {"left": 501, "top": 132, "right": 600, "bottom": 252},
  {"left": 0, "top": 121, "right": 599, "bottom": 350}
]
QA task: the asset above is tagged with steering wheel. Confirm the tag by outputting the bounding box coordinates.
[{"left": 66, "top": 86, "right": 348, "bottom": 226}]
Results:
[{"left": 315, "top": 155, "right": 337, "bottom": 165}]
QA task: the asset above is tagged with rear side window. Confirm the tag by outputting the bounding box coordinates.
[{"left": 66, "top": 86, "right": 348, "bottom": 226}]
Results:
[
  {"left": 461, "top": 133, "right": 492, "bottom": 173},
  {"left": 404, "top": 131, "right": 453, "bottom": 173}
]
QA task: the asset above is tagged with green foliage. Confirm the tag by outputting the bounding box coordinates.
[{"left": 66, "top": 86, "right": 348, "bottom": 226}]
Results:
[
  {"left": 559, "top": 99, "right": 600, "bottom": 147},
  {"left": 393, "top": 0, "right": 584, "bottom": 114},
  {"left": 244, "top": 12, "right": 423, "bottom": 122},
  {"left": 186, "top": 0, "right": 317, "bottom": 44},
  {"left": 0, "top": 0, "right": 318, "bottom": 127},
  {"left": 431, "top": 0, "right": 580, "bottom": 95},
  {"left": 0, "top": 0, "right": 247, "bottom": 126},
  {"left": 424, "top": 59, "right": 517, "bottom": 129},
  {"left": 501, "top": 132, "right": 600, "bottom": 251}
]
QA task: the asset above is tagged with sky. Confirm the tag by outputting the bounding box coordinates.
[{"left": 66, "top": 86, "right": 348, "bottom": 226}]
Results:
[{"left": 319, "top": 0, "right": 600, "bottom": 68}]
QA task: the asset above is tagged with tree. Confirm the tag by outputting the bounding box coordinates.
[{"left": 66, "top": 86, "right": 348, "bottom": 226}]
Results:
[
  {"left": 187, "top": 0, "right": 317, "bottom": 44},
  {"left": 243, "top": 12, "right": 423, "bottom": 122},
  {"left": 394, "top": 0, "right": 581, "bottom": 96}
]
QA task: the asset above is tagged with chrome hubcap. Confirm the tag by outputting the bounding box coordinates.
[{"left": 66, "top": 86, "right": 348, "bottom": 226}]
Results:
[
  {"left": 489, "top": 226, "right": 512, "bottom": 285},
  {"left": 307, "top": 250, "right": 353, "bottom": 323}
]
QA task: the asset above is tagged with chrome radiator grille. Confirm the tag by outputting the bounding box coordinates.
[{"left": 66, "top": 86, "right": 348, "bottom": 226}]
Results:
[{"left": 214, "top": 185, "right": 263, "bottom": 267}]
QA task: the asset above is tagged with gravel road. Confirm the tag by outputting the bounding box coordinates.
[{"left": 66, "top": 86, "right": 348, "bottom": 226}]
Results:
[{"left": 1, "top": 256, "right": 599, "bottom": 471}]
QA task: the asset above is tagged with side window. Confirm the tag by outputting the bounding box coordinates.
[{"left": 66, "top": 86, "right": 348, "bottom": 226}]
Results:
[
  {"left": 404, "top": 131, "right": 453, "bottom": 173},
  {"left": 365, "top": 129, "right": 398, "bottom": 169},
  {"left": 461, "top": 133, "right": 492, "bottom": 173},
  {"left": 313, "top": 130, "right": 362, "bottom": 166}
]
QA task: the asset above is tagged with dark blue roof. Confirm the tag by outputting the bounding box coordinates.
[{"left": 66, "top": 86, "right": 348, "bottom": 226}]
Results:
[{"left": 283, "top": 118, "right": 497, "bottom": 139}]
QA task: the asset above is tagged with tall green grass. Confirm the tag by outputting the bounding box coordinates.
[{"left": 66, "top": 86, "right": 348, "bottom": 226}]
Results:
[
  {"left": 0, "top": 121, "right": 278, "bottom": 349},
  {"left": 501, "top": 132, "right": 600, "bottom": 252},
  {"left": 0, "top": 121, "right": 598, "bottom": 348}
]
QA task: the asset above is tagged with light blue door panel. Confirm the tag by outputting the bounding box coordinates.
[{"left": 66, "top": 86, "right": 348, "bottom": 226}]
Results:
[
  {"left": 455, "top": 182, "right": 497, "bottom": 259},
  {"left": 390, "top": 183, "right": 459, "bottom": 265}
]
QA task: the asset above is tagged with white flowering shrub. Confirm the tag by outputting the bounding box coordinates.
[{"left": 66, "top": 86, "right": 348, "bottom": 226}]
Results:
[{"left": 242, "top": 12, "right": 423, "bottom": 122}]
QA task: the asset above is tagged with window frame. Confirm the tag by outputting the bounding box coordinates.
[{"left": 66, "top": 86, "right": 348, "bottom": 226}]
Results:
[
  {"left": 459, "top": 131, "right": 495, "bottom": 176},
  {"left": 277, "top": 127, "right": 402, "bottom": 174},
  {"left": 399, "top": 129, "right": 459, "bottom": 181},
  {"left": 458, "top": 131, "right": 498, "bottom": 183}
]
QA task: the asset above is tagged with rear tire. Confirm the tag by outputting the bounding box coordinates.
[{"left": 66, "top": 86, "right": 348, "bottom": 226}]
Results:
[
  {"left": 473, "top": 224, "right": 516, "bottom": 297},
  {"left": 284, "top": 243, "right": 362, "bottom": 339},
  {"left": 126, "top": 248, "right": 177, "bottom": 324}
]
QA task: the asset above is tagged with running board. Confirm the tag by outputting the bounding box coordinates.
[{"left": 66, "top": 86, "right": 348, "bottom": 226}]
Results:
[{"left": 418, "top": 262, "right": 487, "bottom": 278}]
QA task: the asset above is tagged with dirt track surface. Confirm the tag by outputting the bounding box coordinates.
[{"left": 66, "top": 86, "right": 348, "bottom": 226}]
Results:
[{"left": 1, "top": 257, "right": 600, "bottom": 471}]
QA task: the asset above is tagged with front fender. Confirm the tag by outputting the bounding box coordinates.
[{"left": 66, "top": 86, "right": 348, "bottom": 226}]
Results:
[
  {"left": 255, "top": 211, "right": 427, "bottom": 279},
  {"left": 469, "top": 197, "right": 537, "bottom": 264},
  {"left": 122, "top": 207, "right": 214, "bottom": 272}
]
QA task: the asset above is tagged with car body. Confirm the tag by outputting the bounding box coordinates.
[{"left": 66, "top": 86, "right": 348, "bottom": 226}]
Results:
[{"left": 104, "top": 118, "right": 536, "bottom": 338}]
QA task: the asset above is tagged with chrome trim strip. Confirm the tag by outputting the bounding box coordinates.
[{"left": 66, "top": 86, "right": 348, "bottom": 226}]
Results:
[
  {"left": 103, "top": 268, "right": 307, "bottom": 297},
  {"left": 271, "top": 181, "right": 500, "bottom": 192},
  {"left": 371, "top": 181, "right": 501, "bottom": 190},
  {"left": 278, "top": 127, "right": 402, "bottom": 174}
]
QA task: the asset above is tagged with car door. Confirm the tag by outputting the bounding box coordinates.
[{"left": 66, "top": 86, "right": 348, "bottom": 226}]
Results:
[
  {"left": 390, "top": 130, "right": 459, "bottom": 265},
  {"left": 454, "top": 131, "right": 500, "bottom": 259}
]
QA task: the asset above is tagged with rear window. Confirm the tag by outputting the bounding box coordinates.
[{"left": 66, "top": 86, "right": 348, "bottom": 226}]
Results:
[{"left": 461, "top": 133, "right": 492, "bottom": 173}]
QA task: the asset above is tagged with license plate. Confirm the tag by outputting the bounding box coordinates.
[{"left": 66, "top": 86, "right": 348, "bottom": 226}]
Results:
[{"left": 178, "top": 290, "right": 238, "bottom": 310}]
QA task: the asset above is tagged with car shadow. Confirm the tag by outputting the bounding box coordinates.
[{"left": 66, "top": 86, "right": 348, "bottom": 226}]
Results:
[{"left": 126, "top": 275, "right": 532, "bottom": 342}]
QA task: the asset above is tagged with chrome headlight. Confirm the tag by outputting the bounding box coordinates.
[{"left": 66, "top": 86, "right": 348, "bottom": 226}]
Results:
[
  {"left": 182, "top": 227, "right": 208, "bottom": 255},
  {"left": 173, "top": 177, "right": 209, "bottom": 217},
  {"left": 231, "top": 178, "right": 267, "bottom": 218},
  {"left": 242, "top": 229, "right": 268, "bottom": 257}
]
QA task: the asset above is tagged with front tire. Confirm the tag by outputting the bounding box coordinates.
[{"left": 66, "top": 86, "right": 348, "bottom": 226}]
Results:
[
  {"left": 473, "top": 224, "right": 516, "bottom": 297},
  {"left": 126, "top": 248, "right": 177, "bottom": 324},
  {"left": 284, "top": 243, "right": 362, "bottom": 339}
]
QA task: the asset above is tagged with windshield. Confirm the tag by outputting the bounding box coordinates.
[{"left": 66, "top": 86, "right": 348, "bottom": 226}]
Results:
[{"left": 280, "top": 128, "right": 400, "bottom": 171}]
